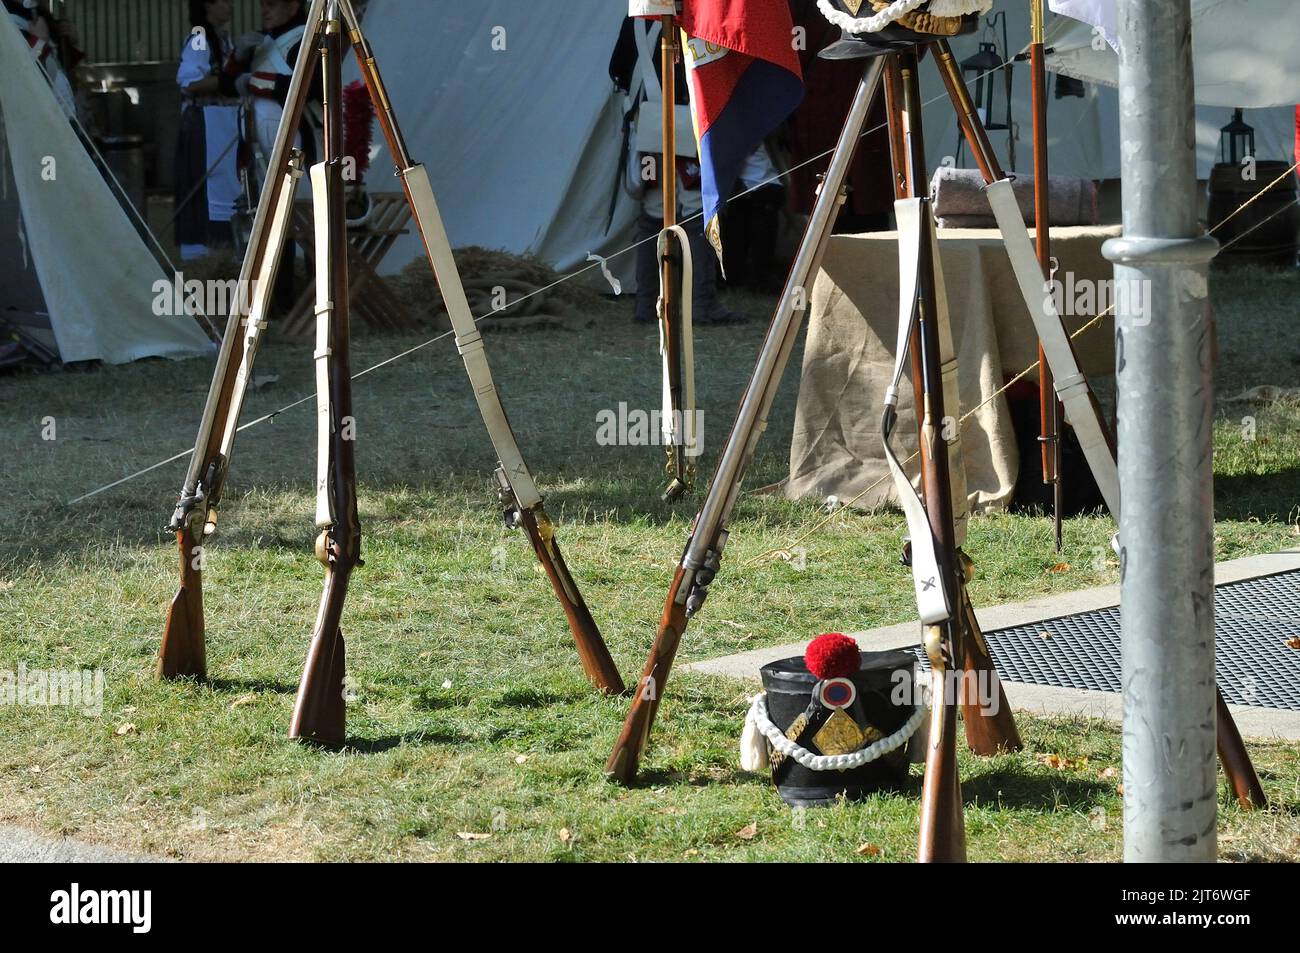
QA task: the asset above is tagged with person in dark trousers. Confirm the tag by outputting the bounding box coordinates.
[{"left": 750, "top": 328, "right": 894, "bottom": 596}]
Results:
[{"left": 609, "top": 16, "right": 740, "bottom": 325}]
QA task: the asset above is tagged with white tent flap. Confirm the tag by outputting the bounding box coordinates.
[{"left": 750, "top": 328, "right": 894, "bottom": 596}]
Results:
[
  {"left": 1046, "top": 0, "right": 1300, "bottom": 109},
  {"left": 356, "top": 0, "right": 639, "bottom": 280},
  {"left": 0, "top": 15, "right": 212, "bottom": 364}
]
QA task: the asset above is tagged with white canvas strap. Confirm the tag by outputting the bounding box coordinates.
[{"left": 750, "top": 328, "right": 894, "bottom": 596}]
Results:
[
  {"left": 925, "top": 201, "right": 969, "bottom": 547},
  {"left": 402, "top": 163, "right": 542, "bottom": 509},
  {"left": 985, "top": 178, "right": 1121, "bottom": 519},
  {"left": 250, "top": 25, "right": 306, "bottom": 78},
  {"left": 657, "top": 225, "right": 695, "bottom": 455},
  {"left": 310, "top": 161, "right": 335, "bottom": 529},
  {"left": 630, "top": 17, "right": 662, "bottom": 106},
  {"left": 219, "top": 155, "right": 303, "bottom": 468},
  {"left": 885, "top": 198, "right": 951, "bottom": 625}
]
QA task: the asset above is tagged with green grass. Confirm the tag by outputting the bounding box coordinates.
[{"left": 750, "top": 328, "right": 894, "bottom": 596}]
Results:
[{"left": 0, "top": 266, "right": 1297, "bottom": 861}]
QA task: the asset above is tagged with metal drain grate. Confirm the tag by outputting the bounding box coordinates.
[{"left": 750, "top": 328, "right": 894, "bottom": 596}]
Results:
[{"left": 910, "top": 569, "right": 1300, "bottom": 711}]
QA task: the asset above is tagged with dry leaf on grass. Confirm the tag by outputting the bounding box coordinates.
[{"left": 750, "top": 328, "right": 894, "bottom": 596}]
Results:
[
  {"left": 456, "top": 832, "right": 491, "bottom": 841},
  {"left": 115, "top": 723, "right": 137, "bottom": 736},
  {"left": 1036, "top": 753, "right": 1087, "bottom": 770},
  {"left": 559, "top": 827, "right": 573, "bottom": 845},
  {"left": 229, "top": 694, "right": 257, "bottom": 709},
  {"left": 1048, "top": 562, "right": 1071, "bottom": 573},
  {"left": 855, "top": 843, "right": 882, "bottom": 857},
  {"left": 1099, "top": 766, "right": 1119, "bottom": 780},
  {"left": 735, "top": 823, "right": 758, "bottom": 840}
]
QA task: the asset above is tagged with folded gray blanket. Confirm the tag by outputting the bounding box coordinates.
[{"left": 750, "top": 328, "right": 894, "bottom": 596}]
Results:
[{"left": 930, "top": 167, "right": 1098, "bottom": 228}]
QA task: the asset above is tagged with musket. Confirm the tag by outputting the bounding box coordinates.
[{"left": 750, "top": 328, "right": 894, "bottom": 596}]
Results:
[
  {"left": 159, "top": 0, "right": 327, "bottom": 681},
  {"left": 607, "top": 57, "right": 889, "bottom": 783},
  {"left": 657, "top": 12, "right": 693, "bottom": 502},
  {"left": 933, "top": 39, "right": 1265, "bottom": 809},
  {"left": 1029, "top": 1, "right": 1064, "bottom": 550},
  {"left": 289, "top": 1, "right": 355, "bottom": 746},
  {"left": 894, "top": 51, "right": 968, "bottom": 859},
  {"left": 339, "top": 0, "right": 623, "bottom": 695},
  {"left": 888, "top": 53, "right": 1022, "bottom": 759}
]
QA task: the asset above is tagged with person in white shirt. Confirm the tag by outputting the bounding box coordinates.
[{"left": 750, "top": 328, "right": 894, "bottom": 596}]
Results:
[{"left": 174, "top": 0, "right": 242, "bottom": 261}]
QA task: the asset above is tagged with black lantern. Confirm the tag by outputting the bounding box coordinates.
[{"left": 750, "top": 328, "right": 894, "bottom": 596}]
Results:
[
  {"left": 959, "top": 12, "right": 1014, "bottom": 168},
  {"left": 962, "top": 42, "right": 1006, "bottom": 129},
  {"left": 1219, "top": 109, "right": 1255, "bottom": 166}
]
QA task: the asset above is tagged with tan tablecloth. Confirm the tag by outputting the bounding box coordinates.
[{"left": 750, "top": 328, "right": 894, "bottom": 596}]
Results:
[{"left": 786, "top": 225, "right": 1121, "bottom": 512}]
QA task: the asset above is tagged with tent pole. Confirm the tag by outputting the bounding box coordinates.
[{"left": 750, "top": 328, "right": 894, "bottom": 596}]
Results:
[{"left": 1103, "top": 0, "right": 1220, "bottom": 862}]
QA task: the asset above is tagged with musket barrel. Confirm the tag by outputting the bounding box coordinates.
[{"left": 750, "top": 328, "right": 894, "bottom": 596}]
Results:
[{"left": 682, "top": 56, "right": 886, "bottom": 572}]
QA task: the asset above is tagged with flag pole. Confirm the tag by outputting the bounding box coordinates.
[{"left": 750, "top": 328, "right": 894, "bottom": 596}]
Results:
[
  {"left": 659, "top": 10, "right": 690, "bottom": 500},
  {"left": 1103, "top": 0, "right": 1220, "bottom": 862}
]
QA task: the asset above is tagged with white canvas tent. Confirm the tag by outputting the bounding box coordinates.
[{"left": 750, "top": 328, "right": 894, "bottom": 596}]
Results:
[
  {"left": 352, "top": 0, "right": 640, "bottom": 285},
  {"left": 1047, "top": 0, "right": 1300, "bottom": 108},
  {"left": 0, "top": 14, "right": 212, "bottom": 365},
  {"left": 915, "top": 0, "right": 1297, "bottom": 182},
  {"left": 353, "top": 1, "right": 1297, "bottom": 282}
]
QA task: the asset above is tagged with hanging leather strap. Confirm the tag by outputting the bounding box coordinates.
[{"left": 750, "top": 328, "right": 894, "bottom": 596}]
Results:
[
  {"left": 658, "top": 224, "right": 695, "bottom": 457},
  {"left": 219, "top": 152, "right": 304, "bottom": 469},
  {"left": 310, "top": 161, "right": 336, "bottom": 529},
  {"left": 985, "top": 178, "right": 1121, "bottom": 519},
  {"left": 884, "top": 198, "right": 952, "bottom": 624},
  {"left": 401, "top": 163, "right": 543, "bottom": 510}
]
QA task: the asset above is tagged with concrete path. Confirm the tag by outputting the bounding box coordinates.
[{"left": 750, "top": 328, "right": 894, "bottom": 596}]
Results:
[
  {"left": 686, "top": 549, "right": 1300, "bottom": 740},
  {"left": 0, "top": 824, "right": 165, "bottom": 863}
]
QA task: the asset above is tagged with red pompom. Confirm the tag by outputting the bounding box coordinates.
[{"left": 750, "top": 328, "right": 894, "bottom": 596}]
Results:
[
  {"left": 343, "top": 80, "right": 375, "bottom": 180},
  {"left": 805, "top": 632, "right": 860, "bottom": 680}
]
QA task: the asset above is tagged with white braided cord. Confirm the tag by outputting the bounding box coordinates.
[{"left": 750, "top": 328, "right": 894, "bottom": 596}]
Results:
[
  {"left": 746, "top": 692, "right": 926, "bottom": 771},
  {"left": 816, "top": 0, "right": 929, "bottom": 34},
  {"left": 815, "top": 0, "right": 991, "bottom": 34}
]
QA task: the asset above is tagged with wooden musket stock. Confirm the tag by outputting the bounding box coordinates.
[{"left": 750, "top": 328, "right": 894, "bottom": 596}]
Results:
[
  {"left": 159, "top": 526, "right": 206, "bottom": 679},
  {"left": 606, "top": 565, "right": 690, "bottom": 782},
  {"left": 289, "top": 6, "right": 357, "bottom": 747},
  {"left": 517, "top": 509, "right": 624, "bottom": 694}
]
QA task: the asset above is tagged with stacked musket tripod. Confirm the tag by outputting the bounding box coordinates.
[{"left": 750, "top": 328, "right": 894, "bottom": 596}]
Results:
[
  {"left": 158, "top": 0, "right": 623, "bottom": 746},
  {"left": 605, "top": 29, "right": 1266, "bottom": 857}
]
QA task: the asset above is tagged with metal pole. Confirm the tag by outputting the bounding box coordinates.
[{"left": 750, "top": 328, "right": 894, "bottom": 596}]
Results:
[{"left": 1103, "top": 0, "right": 1219, "bottom": 862}]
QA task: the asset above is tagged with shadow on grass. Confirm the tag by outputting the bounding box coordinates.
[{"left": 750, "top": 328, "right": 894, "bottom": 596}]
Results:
[
  {"left": 3, "top": 460, "right": 826, "bottom": 570},
  {"left": 204, "top": 676, "right": 299, "bottom": 696},
  {"left": 344, "top": 729, "right": 472, "bottom": 753},
  {"left": 962, "top": 767, "right": 1113, "bottom": 809},
  {"left": 634, "top": 766, "right": 769, "bottom": 788},
  {"left": 1214, "top": 468, "right": 1300, "bottom": 523}
]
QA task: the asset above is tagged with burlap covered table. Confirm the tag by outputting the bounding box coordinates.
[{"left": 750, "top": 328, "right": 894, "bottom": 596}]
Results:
[{"left": 785, "top": 225, "right": 1121, "bottom": 512}]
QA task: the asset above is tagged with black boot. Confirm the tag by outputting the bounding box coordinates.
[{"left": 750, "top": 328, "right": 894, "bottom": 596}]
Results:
[{"left": 684, "top": 218, "right": 743, "bottom": 325}]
